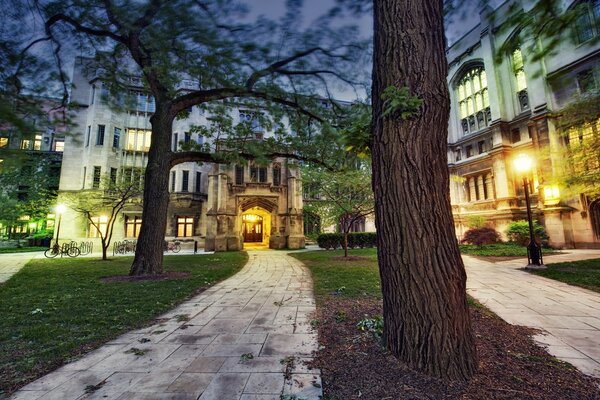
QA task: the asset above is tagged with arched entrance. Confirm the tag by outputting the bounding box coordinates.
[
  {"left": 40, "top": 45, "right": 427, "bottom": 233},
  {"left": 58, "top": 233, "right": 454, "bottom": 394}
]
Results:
[{"left": 242, "top": 214, "right": 263, "bottom": 243}]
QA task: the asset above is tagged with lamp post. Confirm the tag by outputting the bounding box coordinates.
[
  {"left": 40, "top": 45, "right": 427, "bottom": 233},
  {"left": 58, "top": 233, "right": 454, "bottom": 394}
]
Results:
[
  {"left": 54, "top": 204, "right": 66, "bottom": 248},
  {"left": 513, "top": 154, "right": 544, "bottom": 269}
]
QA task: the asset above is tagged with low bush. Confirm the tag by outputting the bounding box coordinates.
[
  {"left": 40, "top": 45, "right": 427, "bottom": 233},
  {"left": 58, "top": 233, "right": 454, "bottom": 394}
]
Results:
[
  {"left": 317, "top": 233, "right": 342, "bottom": 250},
  {"left": 317, "top": 232, "right": 377, "bottom": 250},
  {"left": 461, "top": 227, "right": 501, "bottom": 246},
  {"left": 506, "top": 220, "right": 548, "bottom": 246}
]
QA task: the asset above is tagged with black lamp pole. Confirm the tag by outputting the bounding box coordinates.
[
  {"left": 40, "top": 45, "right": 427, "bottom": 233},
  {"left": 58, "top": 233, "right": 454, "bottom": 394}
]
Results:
[
  {"left": 54, "top": 212, "right": 62, "bottom": 248},
  {"left": 522, "top": 176, "right": 543, "bottom": 268}
]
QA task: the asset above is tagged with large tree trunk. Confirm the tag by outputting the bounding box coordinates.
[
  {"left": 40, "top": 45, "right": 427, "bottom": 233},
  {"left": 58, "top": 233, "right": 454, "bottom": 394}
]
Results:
[
  {"left": 371, "top": 0, "right": 477, "bottom": 379},
  {"left": 129, "top": 107, "right": 173, "bottom": 275}
]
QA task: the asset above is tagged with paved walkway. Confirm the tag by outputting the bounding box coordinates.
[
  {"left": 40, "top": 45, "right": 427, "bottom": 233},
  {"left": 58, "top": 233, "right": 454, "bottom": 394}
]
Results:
[
  {"left": 11, "top": 250, "right": 321, "bottom": 400},
  {"left": 0, "top": 252, "right": 43, "bottom": 283},
  {"left": 464, "top": 249, "right": 600, "bottom": 378}
]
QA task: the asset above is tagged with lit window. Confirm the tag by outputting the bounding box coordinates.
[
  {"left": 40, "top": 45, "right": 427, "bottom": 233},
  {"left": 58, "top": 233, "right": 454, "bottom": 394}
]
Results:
[
  {"left": 21, "top": 139, "right": 31, "bottom": 149},
  {"left": 0, "top": 137, "right": 8, "bottom": 148},
  {"left": 177, "top": 217, "right": 195, "bottom": 237},
  {"left": 54, "top": 140, "right": 64, "bottom": 152},
  {"left": 513, "top": 48, "right": 529, "bottom": 111},
  {"left": 125, "top": 216, "right": 142, "bottom": 237},
  {"left": 126, "top": 129, "right": 151, "bottom": 152},
  {"left": 89, "top": 216, "right": 108, "bottom": 238},
  {"left": 33, "top": 135, "right": 42, "bottom": 150},
  {"left": 456, "top": 67, "right": 491, "bottom": 135}
]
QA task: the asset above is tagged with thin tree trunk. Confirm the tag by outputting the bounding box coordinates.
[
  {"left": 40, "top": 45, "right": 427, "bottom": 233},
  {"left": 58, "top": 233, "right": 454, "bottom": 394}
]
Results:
[
  {"left": 102, "top": 240, "right": 107, "bottom": 260},
  {"left": 130, "top": 107, "right": 172, "bottom": 275},
  {"left": 344, "top": 231, "right": 349, "bottom": 258},
  {"left": 371, "top": 0, "right": 477, "bottom": 379}
]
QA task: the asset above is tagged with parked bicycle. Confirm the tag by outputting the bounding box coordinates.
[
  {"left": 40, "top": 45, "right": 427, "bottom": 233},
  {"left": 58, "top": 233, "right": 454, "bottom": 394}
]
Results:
[
  {"left": 164, "top": 240, "right": 181, "bottom": 253},
  {"left": 44, "top": 241, "right": 81, "bottom": 258}
]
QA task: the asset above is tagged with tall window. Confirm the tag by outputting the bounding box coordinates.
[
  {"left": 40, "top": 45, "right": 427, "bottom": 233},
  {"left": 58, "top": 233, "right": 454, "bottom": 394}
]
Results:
[
  {"left": 259, "top": 167, "right": 267, "bottom": 183},
  {"left": 96, "top": 125, "right": 105, "bottom": 145},
  {"left": 125, "top": 216, "right": 142, "bottom": 237},
  {"left": 457, "top": 67, "right": 491, "bottom": 135},
  {"left": 113, "top": 127, "right": 121, "bottom": 148},
  {"left": 33, "top": 135, "right": 42, "bottom": 150},
  {"left": 273, "top": 165, "right": 281, "bottom": 186},
  {"left": 0, "top": 136, "right": 8, "bottom": 148},
  {"left": 110, "top": 167, "right": 117, "bottom": 185},
  {"left": 250, "top": 166, "right": 258, "bottom": 182},
  {"left": 92, "top": 166, "right": 101, "bottom": 188},
  {"left": 576, "top": 0, "right": 600, "bottom": 43},
  {"left": 182, "top": 170, "right": 189, "bottom": 192},
  {"left": 195, "top": 172, "right": 202, "bottom": 193},
  {"left": 86, "top": 126, "right": 91, "bottom": 147},
  {"left": 512, "top": 48, "right": 529, "bottom": 111},
  {"left": 235, "top": 165, "right": 244, "bottom": 185},
  {"left": 177, "top": 216, "right": 194, "bottom": 237},
  {"left": 184, "top": 132, "right": 191, "bottom": 144},
  {"left": 89, "top": 216, "right": 108, "bottom": 238},
  {"left": 172, "top": 133, "right": 178, "bottom": 152},
  {"left": 171, "top": 171, "right": 176, "bottom": 192}
]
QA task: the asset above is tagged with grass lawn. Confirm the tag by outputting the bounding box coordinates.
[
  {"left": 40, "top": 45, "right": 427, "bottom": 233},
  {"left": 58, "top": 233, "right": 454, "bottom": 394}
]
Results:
[
  {"left": 0, "top": 247, "right": 48, "bottom": 254},
  {"left": 459, "top": 242, "right": 560, "bottom": 257},
  {"left": 0, "top": 252, "right": 247, "bottom": 395},
  {"left": 530, "top": 258, "right": 600, "bottom": 293},
  {"left": 291, "top": 248, "right": 380, "bottom": 298}
]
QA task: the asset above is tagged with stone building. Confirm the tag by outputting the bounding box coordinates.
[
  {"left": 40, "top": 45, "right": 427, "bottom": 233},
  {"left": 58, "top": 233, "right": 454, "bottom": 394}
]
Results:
[
  {"left": 446, "top": 0, "right": 600, "bottom": 248},
  {"left": 57, "top": 57, "right": 304, "bottom": 251}
]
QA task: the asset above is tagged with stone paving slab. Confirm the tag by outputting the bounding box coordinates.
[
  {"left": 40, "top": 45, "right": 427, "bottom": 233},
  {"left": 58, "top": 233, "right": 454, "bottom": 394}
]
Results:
[
  {"left": 464, "top": 249, "right": 600, "bottom": 378},
  {"left": 9, "top": 250, "right": 321, "bottom": 399}
]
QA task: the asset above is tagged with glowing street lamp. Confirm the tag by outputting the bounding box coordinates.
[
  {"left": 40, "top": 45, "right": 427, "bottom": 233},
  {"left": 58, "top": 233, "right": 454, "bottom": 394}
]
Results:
[
  {"left": 54, "top": 204, "right": 66, "bottom": 247},
  {"left": 513, "top": 154, "right": 544, "bottom": 269}
]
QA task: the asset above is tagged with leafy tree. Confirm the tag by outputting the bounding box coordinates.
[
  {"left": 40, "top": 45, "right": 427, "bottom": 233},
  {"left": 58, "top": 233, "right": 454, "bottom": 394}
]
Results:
[
  {"left": 64, "top": 177, "right": 142, "bottom": 260},
  {"left": 0, "top": 156, "right": 59, "bottom": 240},
  {"left": 6, "top": 0, "right": 366, "bottom": 275},
  {"left": 302, "top": 164, "right": 374, "bottom": 257}
]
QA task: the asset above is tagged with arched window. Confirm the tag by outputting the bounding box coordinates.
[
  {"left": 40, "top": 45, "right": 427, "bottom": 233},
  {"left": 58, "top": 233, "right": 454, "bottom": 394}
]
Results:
[
  {"left": 576, "top": 0, "right": 600, "bottom": 43},
  {"left": 512, "top": 48, "right": 529, "bottom": 111},
  {"left": 456, "top": 66, "right": 491, "bottom": 135}
]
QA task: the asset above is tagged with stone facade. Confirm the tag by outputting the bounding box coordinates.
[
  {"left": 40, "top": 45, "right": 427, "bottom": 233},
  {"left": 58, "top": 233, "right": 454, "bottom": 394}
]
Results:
[
  {"left": 57, "top": 57, "right": 304, "bottom": 251},
  {"left": 446, "top": 0, "right": 600, "bottom": 248}
]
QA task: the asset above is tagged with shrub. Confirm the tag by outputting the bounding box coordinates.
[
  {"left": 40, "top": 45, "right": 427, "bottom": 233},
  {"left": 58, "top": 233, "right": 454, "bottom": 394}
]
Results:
[
  {"left": 317, "top": 232, "right": 377, "bottom": 250},
  {"left": 317, "top": 233, "right": 342, "bottom": 250},
  {"left": 461, "top": 227, "right": 501, "bottom": 246},
  {"left": 506, "top": 220, "right": 548, "bottom": 246}
]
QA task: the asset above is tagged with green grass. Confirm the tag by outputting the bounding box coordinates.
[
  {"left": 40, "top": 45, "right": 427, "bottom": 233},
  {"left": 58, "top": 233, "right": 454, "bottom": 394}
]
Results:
[
  {"left": 530, "top": 258, "right": 600, "bottom": 293},
  {"left": 291, "top": 248, "right": 381, "bottom": 298},
  {"left": 0, "top": 252, "right": 247, "bottom": 395},
  {"left": 459, "top": 243, "right": 559, "bottom": 257},
  {"left": 0, "top": 247, "right": 48, "bottom": 254}
]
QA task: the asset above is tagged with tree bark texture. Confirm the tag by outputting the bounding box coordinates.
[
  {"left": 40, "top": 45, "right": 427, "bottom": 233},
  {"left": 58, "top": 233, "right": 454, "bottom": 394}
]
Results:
[
  {"left": 129, "top": 106, "right": 173, "bottom": 275},
  {"left": 372, "top": 0, "right": 477, "bottom": 379}
]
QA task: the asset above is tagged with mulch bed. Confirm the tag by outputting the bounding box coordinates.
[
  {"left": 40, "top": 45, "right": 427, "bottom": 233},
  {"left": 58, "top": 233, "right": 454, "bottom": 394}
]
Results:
[
  {"left": 100, "top": 271, "right": 191, "bottom": 283},
  {"left": 313, "top": 297, "right": 600, "bottom": 400}
]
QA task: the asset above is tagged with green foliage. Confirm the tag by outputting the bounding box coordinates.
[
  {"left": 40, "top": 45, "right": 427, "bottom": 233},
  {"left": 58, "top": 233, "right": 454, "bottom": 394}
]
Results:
[
  {"left": 466, "top": 215, "right": 487, "bottom": 229},
  {"left": 316, "top": 232, "right": 377, "bottom": 250},
  {"left": 291, "top": 248, "right": 381, "bottom": 298},
  {"left": 381, "top": 86, "right": 423, "bottom": 119},
  {"left": 461, "top": 227, "right": 501, "bottom": 246},
  {"left": 356, "top": 315, "right": 384, "bottom": 339},
  {"left": 0, "top": 252, "right": 247, "bottom": 394},
  {"left": 506, "top": 220, "right": 548, "bottom": 246},
  {"left": 531, "top": 258, "right": 600, "bottom": 294}
]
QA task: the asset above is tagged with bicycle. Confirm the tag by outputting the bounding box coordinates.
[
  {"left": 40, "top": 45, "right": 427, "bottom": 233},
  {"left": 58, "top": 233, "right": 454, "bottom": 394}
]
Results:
[
  {"left": 44, "top": 242, "right": 81, "bottom": 258},
  {"left": 164, "top": 240, "right": 181, "bottom": 253}
]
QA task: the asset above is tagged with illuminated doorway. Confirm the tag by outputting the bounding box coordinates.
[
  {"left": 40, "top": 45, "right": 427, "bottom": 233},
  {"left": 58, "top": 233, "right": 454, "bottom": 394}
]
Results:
[{"left": 242, "top": 214, "right": 263, "bottom": 243}]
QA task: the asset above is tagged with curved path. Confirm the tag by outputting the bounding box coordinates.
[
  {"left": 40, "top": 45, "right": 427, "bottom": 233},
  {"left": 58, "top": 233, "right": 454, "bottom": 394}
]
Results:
[
  {"left": 464, "top": 249, "right": 600, "bottom": 378},
  {"left": 11, "top": 250, "right": 321, "bottom": 400}
]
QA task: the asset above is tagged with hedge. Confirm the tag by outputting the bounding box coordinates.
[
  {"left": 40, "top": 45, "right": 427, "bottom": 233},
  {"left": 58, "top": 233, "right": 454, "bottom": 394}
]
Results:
[{"left": 316, "top": 232, "right": 377, "bottom": 250}]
